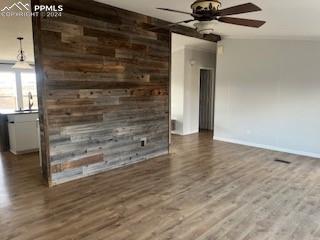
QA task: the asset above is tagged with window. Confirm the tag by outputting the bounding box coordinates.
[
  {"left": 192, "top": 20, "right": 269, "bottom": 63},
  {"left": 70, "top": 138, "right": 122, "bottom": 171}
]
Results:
[
  {"left": 0, "top": 66, "right": 37, "bottom": 111},
  {"left": 21, "top": 73, "right": 38, "bottom": 109},
  {"left": 0, "top": 72, "right": 17, "bottom": 110}
]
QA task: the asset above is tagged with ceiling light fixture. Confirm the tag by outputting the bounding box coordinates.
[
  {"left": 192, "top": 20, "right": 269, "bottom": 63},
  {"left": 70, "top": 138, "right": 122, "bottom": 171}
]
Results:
[
  {"left": 194, "top": 21, "right": 216, "bottom": 34},
  {"left": 12, "top": 37, "right": 33, "bottom": 70}
]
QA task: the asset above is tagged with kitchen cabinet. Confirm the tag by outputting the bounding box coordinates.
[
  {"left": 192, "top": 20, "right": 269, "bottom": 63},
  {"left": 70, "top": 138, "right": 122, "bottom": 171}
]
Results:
[{"left": 8, "top": 113, "right": 39, "bottom": 154}]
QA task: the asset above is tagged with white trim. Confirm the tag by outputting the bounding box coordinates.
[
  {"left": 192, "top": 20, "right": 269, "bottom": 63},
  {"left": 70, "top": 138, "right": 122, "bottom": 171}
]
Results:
[{"left": 213, "top": 136, "right": 320, "bottom": 159}]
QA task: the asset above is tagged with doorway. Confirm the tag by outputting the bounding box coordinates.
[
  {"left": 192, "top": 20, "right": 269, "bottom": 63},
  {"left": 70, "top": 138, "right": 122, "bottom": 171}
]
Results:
[
  {"left": 199, "top": 69, "right": 215, "bottom": 134},
  {"left": 0, "top": 9, "right": 42, "bottom": 188}
]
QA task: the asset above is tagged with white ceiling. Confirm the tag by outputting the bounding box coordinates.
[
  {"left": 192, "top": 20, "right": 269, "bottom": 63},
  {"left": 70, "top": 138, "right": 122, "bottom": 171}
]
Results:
[
  {"left": 96, "top": 0, "right": 320, "bottom": 40},
  {"left": 0, "top": 0, "right": 34, "bottom": 62},
  {"left": 1, "top": 0, "right": 320, "bottom": 62}
]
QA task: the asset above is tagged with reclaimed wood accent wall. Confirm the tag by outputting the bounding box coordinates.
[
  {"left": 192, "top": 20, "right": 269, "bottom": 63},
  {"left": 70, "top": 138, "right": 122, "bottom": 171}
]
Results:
[{"left": 32, "top": 0, "right": 220, "bottom": 186}]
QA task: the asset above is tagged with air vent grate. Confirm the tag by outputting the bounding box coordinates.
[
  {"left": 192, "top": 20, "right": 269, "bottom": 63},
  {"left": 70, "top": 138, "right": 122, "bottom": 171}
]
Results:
[{"left": 274, "top": 159, "right": 291, "bottom": 164}]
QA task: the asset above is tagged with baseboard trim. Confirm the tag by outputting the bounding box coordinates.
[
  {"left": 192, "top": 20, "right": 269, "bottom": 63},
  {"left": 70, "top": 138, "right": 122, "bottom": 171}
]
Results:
[
  {"left": 10, "top": 149, "right": 39, "bottom": 155},
  {"left": 213, "top": 136, "right": 320, "bottom": 159},
  {"left": 172, "top": 131, "right": 199, "bottom": 136}
]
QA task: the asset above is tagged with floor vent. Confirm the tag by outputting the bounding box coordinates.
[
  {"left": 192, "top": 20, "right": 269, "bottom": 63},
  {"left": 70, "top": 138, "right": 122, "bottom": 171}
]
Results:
[{"left": 274, "top": 159, "right": 291, "bottom": 164}]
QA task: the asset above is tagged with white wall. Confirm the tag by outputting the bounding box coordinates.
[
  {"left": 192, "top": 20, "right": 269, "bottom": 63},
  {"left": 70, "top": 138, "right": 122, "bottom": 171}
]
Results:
[
  {"left": 183, "top": 48, "right": 216, "bottom": 135},
  {"left": 171, "top": 33, "right": 216, "bottom": 135},
  {"left": 0, "top": 0, "right": 34, "bottom": 62},
  {"left": 215, "top": 39, "right": 320, "bottom": 158},
  {"left": 171, "top": 48, "right": 185, "bottom": 134}
]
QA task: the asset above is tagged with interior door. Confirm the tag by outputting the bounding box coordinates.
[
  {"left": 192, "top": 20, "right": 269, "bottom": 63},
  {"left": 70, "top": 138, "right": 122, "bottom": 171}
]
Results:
[{"left": 199, "top": 69, "right": 213, "bottom": 131}]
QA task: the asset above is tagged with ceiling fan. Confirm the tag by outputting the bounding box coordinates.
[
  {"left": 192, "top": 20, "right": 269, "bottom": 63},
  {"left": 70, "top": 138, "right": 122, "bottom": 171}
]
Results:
[{"left": 157, "top": 0, "right": 266, "bottom": 34}]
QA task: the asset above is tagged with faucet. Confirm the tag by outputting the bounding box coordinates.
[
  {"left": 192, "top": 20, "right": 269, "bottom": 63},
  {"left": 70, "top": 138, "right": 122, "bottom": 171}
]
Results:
[{"left": 28, "top": 92, "right": 34, "bottom": 110}]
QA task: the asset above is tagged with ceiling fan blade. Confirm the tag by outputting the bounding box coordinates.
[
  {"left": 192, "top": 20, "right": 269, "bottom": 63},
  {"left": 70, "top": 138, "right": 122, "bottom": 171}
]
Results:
[
  {"left": 148, "top": 19, "right": 195, "bottom": 31},
  {"left": 217, "top": 3, "right": 262, "bottom": 16},
  {"left": 169, "top": 19, "right": 196, "bottom": 26},
  {"left": 157, "top": 8, "right": 193, "bottom": 16},
  {"left": 218, "top": 17, "right": 266, "bottom": 28}
]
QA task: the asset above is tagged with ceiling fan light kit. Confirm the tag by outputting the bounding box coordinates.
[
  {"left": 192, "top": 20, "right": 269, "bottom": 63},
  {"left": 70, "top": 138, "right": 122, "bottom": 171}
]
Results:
[
  {"left": 157, "top": 1, "right": 266, "bottom": 35},
  {"left": 194, "top": 21, "right": 216, "bottom": 35}
]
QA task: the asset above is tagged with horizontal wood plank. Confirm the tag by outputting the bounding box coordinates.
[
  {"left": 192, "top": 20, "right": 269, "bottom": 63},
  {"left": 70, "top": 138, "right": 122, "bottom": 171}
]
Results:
[{"left": 51, "top": 153, "right": 104, "bottom": 173}]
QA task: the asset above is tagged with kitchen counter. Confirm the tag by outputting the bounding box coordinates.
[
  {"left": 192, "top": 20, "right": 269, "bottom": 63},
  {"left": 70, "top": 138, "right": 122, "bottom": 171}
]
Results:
[
  {"left": 7, "top": 113, "right": 40, "bottom": 154},
  {"left": 0, "top": 110, "right": 39, "bottom": 153},
  {"left": 0, "top": 109, "right": 39, "bottom": 115}
]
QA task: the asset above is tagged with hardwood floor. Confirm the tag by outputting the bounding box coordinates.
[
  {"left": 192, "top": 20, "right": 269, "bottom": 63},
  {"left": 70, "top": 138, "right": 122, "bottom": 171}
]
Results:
[{"left": 1, "top": 132, "right": 320, "bottom": 240}]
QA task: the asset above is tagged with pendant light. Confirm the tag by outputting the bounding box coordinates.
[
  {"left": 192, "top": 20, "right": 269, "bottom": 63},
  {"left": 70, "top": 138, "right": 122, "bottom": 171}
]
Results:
[{"left": 12, "top": 37, "right": 33, "bottom": 70}]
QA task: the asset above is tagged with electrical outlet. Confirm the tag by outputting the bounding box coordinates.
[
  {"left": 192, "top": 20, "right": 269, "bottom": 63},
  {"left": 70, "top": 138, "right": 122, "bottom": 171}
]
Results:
[{"left": 141, "top": 137, "right": 147, "bottom": 147}]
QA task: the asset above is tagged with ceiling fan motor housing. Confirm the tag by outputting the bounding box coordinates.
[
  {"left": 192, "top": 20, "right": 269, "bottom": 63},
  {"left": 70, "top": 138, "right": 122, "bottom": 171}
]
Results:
[{"left": 191, "top": 0, "right": 221, "bottom": 14}]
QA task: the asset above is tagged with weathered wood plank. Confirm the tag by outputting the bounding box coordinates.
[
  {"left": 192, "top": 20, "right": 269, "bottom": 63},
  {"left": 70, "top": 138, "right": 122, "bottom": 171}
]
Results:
[{"left": 51, "top": 153, "right": 104, "bottom": 173}]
